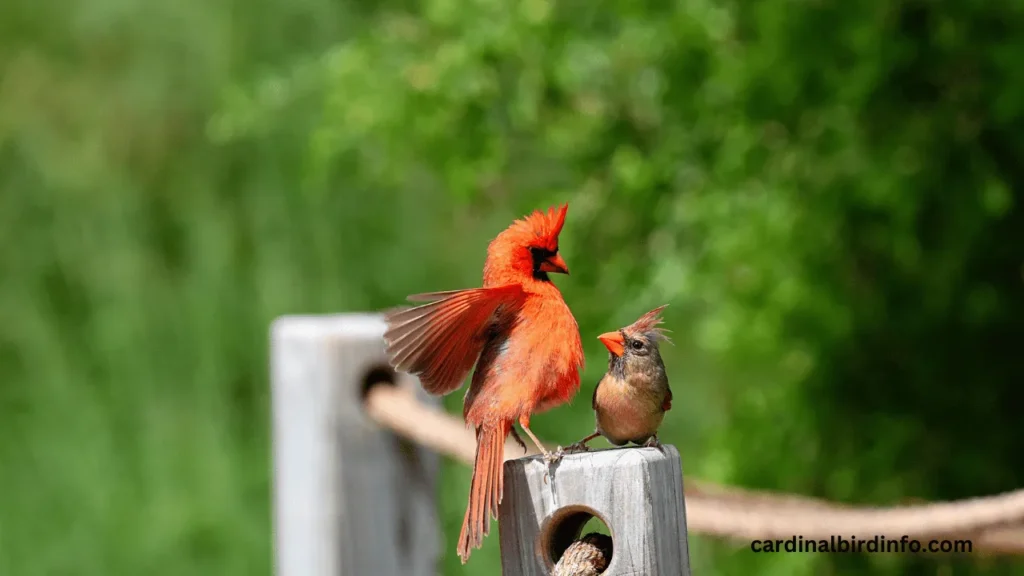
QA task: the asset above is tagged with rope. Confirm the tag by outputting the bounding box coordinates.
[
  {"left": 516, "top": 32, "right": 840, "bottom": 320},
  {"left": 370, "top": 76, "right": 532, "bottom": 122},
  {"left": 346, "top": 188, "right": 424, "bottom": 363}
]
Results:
[
  {"left": 552, "top": 533, "right": 613, "bottom": 576},
  {"left": 364, "top": 383, "right": 1024, "bottom": 554}
]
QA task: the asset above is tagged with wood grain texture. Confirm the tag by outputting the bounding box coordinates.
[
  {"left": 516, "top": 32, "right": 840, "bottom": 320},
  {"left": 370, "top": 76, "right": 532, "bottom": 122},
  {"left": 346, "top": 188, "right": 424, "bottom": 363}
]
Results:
[
  {"left": 499, "top": 445, "right": 692, "bottom": 575},
  {"left": 270, "top": 314, "right": 442, "bottom": 576}
]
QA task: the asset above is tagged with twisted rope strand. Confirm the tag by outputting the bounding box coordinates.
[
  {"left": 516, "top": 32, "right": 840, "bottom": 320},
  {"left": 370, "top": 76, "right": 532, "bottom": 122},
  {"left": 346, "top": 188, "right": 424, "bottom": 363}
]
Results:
[{"left": 364, "top": 383, "right": 1024, "bottom": 554}]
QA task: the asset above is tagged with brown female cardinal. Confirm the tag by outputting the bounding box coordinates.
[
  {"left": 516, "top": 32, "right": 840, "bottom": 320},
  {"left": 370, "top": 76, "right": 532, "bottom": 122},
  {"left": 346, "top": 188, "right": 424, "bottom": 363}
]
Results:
[
  {"left": 382, "top": 204, "right": 584, "bottom": 563},
  {"left": 567, "top": 305, "right": 672, "bottom": 451}
]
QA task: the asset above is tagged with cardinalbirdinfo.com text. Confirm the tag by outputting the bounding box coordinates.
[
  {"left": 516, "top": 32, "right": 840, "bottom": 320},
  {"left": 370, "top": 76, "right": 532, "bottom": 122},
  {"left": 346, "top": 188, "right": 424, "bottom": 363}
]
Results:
[{"left": 751, "top": 535, "right": 973, "bottom": 554}]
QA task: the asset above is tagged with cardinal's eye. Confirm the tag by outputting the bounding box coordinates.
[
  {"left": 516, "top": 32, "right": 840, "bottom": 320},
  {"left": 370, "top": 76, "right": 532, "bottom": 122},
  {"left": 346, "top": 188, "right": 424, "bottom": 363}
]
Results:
[{"left": 630, "top": 340, "right": 644, "bottom": 351}]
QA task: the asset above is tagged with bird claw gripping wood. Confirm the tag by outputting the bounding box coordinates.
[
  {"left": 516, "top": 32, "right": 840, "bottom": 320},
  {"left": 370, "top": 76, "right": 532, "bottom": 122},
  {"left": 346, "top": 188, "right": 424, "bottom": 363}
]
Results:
[
  {"left": 642, "top": 435, "right": 663, "bottom": 450},
  {"left": 540, "top": 446, "right": 566, "bottom": 484},
  {"left": 563, "top": 441, "right": 592, "bottom": 454},
  {"left": 544, "top": 446, "right": 566, "bottom": 464}
]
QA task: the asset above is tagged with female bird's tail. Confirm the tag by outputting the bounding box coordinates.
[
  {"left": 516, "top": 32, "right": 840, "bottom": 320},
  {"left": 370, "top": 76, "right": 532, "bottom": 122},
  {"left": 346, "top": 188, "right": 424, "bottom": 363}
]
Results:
[{"left": 457, "top": 421, "right": 509, "bottom": 563}]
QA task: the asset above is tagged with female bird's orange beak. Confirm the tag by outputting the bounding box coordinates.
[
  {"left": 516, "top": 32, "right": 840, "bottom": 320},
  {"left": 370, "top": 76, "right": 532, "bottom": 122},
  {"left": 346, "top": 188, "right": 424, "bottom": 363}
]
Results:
[
  {"left": 538, "top": 253, "right": 570, "bottom": 275},
  {"left": 598, "top": 331, "right": 625, "bottom": 357}
]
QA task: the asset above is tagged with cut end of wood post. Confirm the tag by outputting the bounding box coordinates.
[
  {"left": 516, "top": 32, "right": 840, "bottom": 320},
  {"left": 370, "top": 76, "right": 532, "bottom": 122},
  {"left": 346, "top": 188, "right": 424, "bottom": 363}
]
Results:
[{"left": 498, "top": 445, "right": 692, "bottom": 575}]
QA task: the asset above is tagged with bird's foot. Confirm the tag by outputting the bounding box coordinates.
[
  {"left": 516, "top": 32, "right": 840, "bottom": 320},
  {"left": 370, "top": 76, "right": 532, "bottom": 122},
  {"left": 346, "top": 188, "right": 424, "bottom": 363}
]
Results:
[
  {"left": 563, "top": 432, "right": 600, "bottom": 454},
  {"left": 540, "top": 446, "right": 566, "bottom": 484},
  {"left": 642, "top": 435, "right": 663, "bottom": 449},
  {"left": 509, "top": 427, "right": 528, "bottom": 454},
  {"left": 543, "top": 446, "right": 566, "bottom": 464},
  {"left": 562, "top": 441, "right": 592, "bottom": 454}
]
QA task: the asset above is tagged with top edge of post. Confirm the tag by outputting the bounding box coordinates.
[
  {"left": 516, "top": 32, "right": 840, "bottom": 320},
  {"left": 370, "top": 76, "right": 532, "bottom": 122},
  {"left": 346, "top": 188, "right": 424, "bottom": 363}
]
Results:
[
  {"left": 506, "top": 445, "right": 681, "bottom": 474},
  {"left": 271, "top": 313, "right": 386, "bottom": 340}
]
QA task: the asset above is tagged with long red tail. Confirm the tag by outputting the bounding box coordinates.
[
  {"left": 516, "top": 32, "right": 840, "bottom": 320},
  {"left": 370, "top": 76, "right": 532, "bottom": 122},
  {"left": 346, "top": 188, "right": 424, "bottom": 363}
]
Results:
[{"left": 457, "top": 422, "right": 509, "bottom": 563}]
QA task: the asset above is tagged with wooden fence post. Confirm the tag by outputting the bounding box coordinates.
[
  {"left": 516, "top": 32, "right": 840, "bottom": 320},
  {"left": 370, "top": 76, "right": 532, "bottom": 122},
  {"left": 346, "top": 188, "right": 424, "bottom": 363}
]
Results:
[
  {"left": 499, "top": 446, "right": 692, "bottom": 575},
  {"left": 270, "top": 314, "right": 442, "bottom": 576}
]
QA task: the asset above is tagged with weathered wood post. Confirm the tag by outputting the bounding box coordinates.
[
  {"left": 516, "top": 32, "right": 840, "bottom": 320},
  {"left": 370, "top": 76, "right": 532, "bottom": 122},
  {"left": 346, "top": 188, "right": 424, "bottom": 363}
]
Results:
[
  {"left": 499, "top": 446, "right": 692, "bottom": 575},
  {"left": 270, "top": 314, "right": 442, "bottom": 576}
]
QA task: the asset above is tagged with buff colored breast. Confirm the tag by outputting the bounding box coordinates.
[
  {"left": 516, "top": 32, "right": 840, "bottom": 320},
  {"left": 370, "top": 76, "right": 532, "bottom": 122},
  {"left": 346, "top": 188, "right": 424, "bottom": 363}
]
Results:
[{"left": 593, "top": 373, "right": 666, "bottom": 445}]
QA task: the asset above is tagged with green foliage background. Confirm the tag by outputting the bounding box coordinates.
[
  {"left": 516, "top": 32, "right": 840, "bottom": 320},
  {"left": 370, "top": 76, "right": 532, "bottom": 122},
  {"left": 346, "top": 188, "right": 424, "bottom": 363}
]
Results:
[{"left": 2, "top": 0, "right": 1023, "bottom": 574}]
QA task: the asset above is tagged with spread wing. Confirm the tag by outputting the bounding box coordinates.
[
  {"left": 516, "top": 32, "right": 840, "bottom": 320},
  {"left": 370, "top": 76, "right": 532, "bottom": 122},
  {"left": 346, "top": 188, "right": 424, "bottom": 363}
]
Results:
[{"left": 383, "top": 284, "right": 526, "bottom": 395}]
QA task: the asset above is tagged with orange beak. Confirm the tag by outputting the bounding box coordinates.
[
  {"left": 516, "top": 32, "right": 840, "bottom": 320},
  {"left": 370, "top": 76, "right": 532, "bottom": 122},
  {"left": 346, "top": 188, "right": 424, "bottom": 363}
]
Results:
[
  {"left": 538, "top": 253, "right": 570, "bottom": 275},
  {"left": 598, "top": 331, "right": 625, "bottom": 357}
]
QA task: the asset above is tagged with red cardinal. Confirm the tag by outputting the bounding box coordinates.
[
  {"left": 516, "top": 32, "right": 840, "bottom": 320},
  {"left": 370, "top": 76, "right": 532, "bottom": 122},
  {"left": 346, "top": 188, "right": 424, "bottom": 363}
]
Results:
[{"left": 383, "top": 204, "right": 584, "bottom": 563}]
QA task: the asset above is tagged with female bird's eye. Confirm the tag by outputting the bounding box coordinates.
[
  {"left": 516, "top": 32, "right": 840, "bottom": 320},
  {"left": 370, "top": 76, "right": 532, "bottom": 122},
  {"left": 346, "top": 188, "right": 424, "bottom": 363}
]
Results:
[{"left": 630, "top": 340, "right": 644, "bottom": 351}]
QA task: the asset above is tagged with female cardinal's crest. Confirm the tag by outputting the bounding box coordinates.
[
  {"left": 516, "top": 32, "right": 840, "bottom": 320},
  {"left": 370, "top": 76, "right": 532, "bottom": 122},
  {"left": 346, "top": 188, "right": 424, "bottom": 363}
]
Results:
[{"left": 624, "top": 304, "right": 672, "bottom": 343}]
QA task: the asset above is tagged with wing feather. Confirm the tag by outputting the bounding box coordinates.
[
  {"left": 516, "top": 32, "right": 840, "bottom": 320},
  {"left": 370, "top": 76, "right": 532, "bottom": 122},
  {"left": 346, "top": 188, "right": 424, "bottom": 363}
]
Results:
[{"left": 383, "top": 284, "right": 526, "bottom": 395}]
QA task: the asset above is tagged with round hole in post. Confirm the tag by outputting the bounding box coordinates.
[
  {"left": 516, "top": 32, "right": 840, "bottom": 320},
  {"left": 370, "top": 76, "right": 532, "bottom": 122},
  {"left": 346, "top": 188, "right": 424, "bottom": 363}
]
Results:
[
  {"left": 360, "top": 364, "right": 397, "bottom": 401},
  {"left": 538, "top": 504, "right": 614, "bottom": 571}
]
